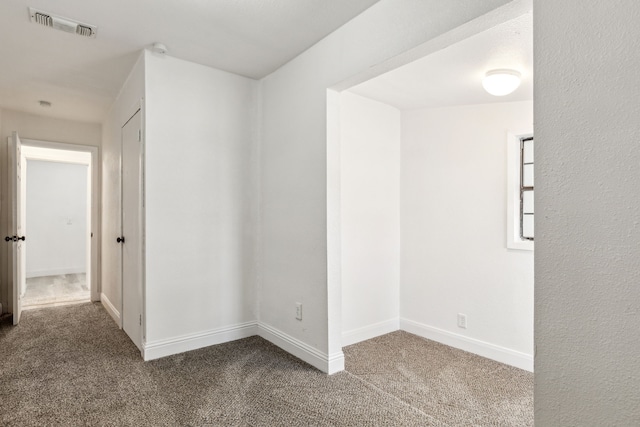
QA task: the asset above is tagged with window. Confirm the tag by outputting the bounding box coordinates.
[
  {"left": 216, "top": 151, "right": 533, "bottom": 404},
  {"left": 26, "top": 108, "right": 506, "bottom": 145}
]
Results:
[
  {"left": 520, "top": 137, "right": 534, "bottom": 241},
  {"left": 507, "top": 131, "right": 533, "bottom": 250}
]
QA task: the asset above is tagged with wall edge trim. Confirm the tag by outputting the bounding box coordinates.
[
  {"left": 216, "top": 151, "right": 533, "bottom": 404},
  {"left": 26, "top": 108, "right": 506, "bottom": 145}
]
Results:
[
  {"left": 258, "top": 322, "right": 345, "bottom": 374},
  {"left": 342, "top": 317, "right": 400, "bottom": 347},
  {"left": 400, "top": 318, "right": 533, "bottom": 372},
  {"left": 26, "top": 268, "right": 86, "bottom": 279},
  {"left": 100, "top": 293, "right": 121, "bottom": 328},
  {"left": 142, "top": 321, "right": 258, "bottom": 361}
]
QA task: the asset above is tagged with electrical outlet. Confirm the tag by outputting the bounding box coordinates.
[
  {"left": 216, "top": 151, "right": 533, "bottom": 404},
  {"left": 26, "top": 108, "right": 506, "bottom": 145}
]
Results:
[
  {"left": 295, "top": 303, "right": 303, "bottom": 320},
  {"left": 457, "top": 313, "right": 467, "bottom": 329}
]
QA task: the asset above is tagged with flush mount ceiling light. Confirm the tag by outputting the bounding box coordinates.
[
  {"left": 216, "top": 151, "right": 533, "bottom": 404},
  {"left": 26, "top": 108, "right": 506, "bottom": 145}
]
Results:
[{"left": 482, "top": 69, "right": 521, "bottom": 96}]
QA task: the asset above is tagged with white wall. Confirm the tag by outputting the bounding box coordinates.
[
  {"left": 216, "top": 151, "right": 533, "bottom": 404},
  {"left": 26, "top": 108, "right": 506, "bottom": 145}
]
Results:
[
  {"left": 340, "top": 92, "right": 400, "bottom": 346},
  {"left": 401, "top": 101, "right": 534, "bottom": 370},
  {"left": 143, "top": 51, "right": 259, "bottom": 352},
  {"left": 0, "top": 107, "right": 3, "bottom": 314},
  {"left": 101, "top": 52, "right": 144, "bottom": 325},
  {"left": 535, "top": 0, "right": 640, "bottom": 424},
  {"left": 260, "top": 0, "right": 513, "bottom": 373},
  {"left": 25, "top": 160, "right": 87, "bottom": 277},
  {"left": 101, "top": 50, "right": 259, "bottom": 357},
  {"left": 0, "top": 109, "right": 101, "bottom": 314}
]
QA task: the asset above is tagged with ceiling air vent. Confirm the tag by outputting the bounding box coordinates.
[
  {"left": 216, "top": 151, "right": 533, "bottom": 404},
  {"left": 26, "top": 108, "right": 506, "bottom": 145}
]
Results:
[
  {"left": 33, "top": 12, "right": 52, "bottom": 27},
  {"left": 28, "top": 7, "right": 97, "bottom": 38}
]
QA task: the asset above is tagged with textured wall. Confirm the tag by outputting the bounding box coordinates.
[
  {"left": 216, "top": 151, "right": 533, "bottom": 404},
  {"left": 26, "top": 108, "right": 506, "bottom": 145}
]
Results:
[{"left": 535, "top": 0, "right": 640, "bottom": 424}]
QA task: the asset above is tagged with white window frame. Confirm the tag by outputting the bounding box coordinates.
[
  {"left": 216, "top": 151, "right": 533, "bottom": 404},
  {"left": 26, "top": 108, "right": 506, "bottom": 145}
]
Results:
[{"left": 507, "top": 130, "right": 534, "bottom": 251}]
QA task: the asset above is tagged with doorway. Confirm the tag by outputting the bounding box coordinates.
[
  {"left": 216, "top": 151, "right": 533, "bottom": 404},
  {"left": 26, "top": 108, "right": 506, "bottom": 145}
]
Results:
[
  {"left": 22, "top": 153, "right": 91, "bottom": 309},
  {"left": 9, "top": 137, "right": 99, "bottom": 322}
]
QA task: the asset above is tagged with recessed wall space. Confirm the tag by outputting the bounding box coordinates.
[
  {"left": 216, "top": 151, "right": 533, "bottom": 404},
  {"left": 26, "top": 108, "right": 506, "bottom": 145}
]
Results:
[{"left": 338, "top": 11, "right": 534, "bottom": 371}]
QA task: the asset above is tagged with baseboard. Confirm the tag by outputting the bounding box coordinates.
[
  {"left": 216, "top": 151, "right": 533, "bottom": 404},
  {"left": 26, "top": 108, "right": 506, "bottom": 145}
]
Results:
[
  {"left": 400, "top": 318, "right": 533, "bottom": 372},
  {"left": 258, "top": 322, "right": 345, "bottom": 374},
  {"left": 342, "top": 317, "right": 400, "bottom": 347},
  {"left": 142, "top": 321, "right": 258, "bottom": 361},
  {"left": 26, "top": 268, "right": 86, "bottom": 278},
  {"left": 100, "top": 293, "right": 121, "bottom": 328}
]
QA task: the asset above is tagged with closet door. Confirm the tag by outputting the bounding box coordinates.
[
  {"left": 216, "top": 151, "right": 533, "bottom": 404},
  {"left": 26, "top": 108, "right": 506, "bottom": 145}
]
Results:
[{"left": 121, "top": 109, "right": 143, "bottom": 350}]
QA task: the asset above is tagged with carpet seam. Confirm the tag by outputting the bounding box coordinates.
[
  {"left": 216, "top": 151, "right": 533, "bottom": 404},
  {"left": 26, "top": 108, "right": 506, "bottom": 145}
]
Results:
[{"left": 342, "top": 369, "right": 450, "bottom": 427}]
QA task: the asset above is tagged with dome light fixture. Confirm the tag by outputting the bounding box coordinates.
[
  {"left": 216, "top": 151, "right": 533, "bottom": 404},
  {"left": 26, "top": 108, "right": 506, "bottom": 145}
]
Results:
[{"left": 482, "top": 69, "right": 521, "bottom": 96}]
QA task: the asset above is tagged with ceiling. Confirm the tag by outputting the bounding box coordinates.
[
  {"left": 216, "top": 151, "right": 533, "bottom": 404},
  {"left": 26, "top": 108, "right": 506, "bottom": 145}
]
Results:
[
  {"left": 350, "top": 12, "right": 533, "bottom": 110},
  {"left": 0, "top": 0, "right": 379, "bottom": 123}
]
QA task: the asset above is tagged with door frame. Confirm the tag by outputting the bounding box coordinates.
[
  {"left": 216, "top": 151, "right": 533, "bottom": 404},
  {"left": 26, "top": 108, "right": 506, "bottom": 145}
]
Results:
[{"left": 20, "top": 139, "right": 100, "bottom": 302}]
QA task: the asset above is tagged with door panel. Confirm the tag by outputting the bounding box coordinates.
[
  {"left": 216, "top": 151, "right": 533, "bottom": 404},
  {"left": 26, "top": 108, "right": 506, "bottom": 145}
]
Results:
[
  {"left": 121, "top": 110, "right": 143, "bottom": 350},
  {"left": 9, "top": 132, "right": 25, "bottom": 325}
]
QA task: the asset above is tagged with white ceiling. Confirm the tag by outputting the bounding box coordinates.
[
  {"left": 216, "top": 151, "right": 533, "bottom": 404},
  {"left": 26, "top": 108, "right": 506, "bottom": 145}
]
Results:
[
  {"left": 0, "top": 0, "right": 379, "bottom": 123},
  {"left": 350, "top": 12, "right": 533, "bottom": 110}
]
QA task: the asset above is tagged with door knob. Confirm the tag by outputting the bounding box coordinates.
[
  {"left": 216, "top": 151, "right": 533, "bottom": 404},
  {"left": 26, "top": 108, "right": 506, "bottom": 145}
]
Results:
[
  {"left": 17, "top": 236, "right": 25, "bottom": 241},
  {"left": 117, "top": 236, "right": 125, "bottom": 243},
  {"left": 4, "top": 236, "right": 15, "bottom": 242}
]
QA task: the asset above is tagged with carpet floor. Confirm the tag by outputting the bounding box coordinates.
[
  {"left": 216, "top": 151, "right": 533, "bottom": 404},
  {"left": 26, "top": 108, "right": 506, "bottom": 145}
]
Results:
[{"left": 0, "top": 303, "right": 532, "bottom": 426}]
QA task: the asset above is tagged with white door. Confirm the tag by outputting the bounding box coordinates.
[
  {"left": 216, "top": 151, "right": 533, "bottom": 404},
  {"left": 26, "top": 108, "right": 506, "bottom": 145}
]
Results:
[
  {"left": 121, "top": 110, "right": 143, "bottom": 350},
  {"left": 8, "top": 132, "right": 25, "bottom": 325}
]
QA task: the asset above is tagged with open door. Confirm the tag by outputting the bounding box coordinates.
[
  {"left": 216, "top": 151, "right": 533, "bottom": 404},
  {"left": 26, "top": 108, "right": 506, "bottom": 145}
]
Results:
[{"left": 8, "top": 132, "right": 25, "bottom": 325}]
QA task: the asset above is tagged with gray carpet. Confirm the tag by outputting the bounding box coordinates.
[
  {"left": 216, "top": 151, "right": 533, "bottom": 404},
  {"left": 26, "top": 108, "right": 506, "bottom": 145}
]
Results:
[
  {"left": 343, "top": 332, "right": 533, "bottom": 426},
  {"left": 0, "top": 303, "right": 532, "bottom": 426}
]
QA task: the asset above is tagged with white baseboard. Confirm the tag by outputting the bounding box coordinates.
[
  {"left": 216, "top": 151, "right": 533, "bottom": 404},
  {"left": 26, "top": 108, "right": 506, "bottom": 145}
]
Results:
[
  {"left": 140, "top": 320, "right": 345, "bottom": 374},
  {"left": 258, "top": 322, "right": 345, "bottom": 374},
  {"left": 100, "top": 293, "right": 121, "bottom": 328},
  {"left": 142, "top": 321, "right": 258, "bottom": 361},
  {"left": 342, "top": 318, "right": 400, "bottom": 347},
  {"left": 26, "top": 268, "right": 86, "bottom": 279},
  {"left": 400, "top": 318, "right": 533, "bottom": 372}
]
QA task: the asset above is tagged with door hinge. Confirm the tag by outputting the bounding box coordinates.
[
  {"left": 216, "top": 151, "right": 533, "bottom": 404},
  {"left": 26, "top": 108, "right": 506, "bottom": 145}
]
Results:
[
  {"left": 139, "top": 314, "right": 142, "bottom": 326},
  {"left": 138, "top": 129, "right": 141, "bottom": 142}
]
